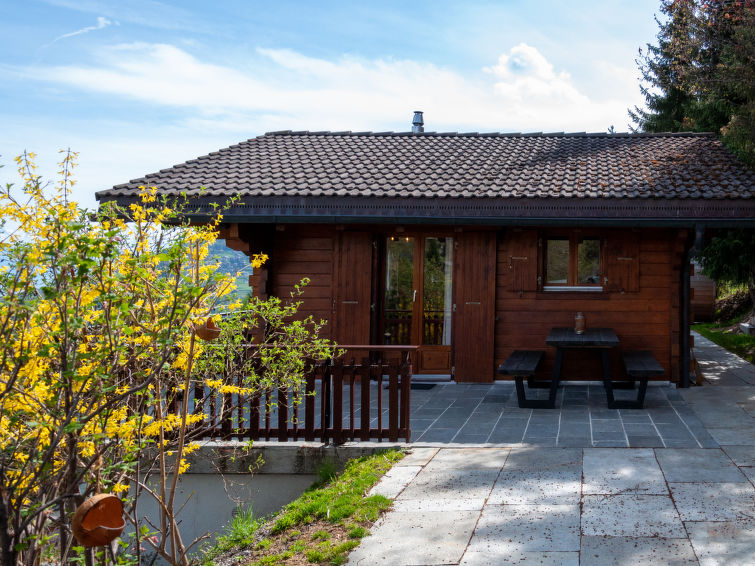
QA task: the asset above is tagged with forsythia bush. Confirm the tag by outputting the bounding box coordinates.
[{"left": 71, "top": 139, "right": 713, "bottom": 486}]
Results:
[{"left": 0, "top": 151, "right": 333, "bottom": 565}]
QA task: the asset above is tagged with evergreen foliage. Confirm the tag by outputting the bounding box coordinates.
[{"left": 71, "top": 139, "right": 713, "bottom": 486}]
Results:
[
  {"left": 697, "top": 229, "right": 755, "bottom": 317},
  {"left": 631, "top": 0, "right": 755, "bottom": 167}
]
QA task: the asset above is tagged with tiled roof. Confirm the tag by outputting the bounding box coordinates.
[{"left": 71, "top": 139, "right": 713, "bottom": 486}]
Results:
[{"left": 98, "top": 131, "right": 755, "bottom": 201}]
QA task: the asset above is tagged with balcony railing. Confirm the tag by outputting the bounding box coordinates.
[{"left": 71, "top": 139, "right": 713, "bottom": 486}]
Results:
[
  {"left": 182, "top": 346, "right": 415, "bottom": 444},
  {"left": 383, "top": 309, "right": 448, "bottom": 345}
]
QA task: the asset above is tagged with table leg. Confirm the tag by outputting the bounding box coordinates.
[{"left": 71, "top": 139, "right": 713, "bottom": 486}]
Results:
[
  {"left": 547, "top": 347, "right": 563, "bottom": 408},
  {"left": 601, "top": 349, "right": 617, "bottom": 407}
]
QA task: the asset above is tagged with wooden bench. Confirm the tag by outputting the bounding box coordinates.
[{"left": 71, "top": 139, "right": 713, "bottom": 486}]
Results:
[
  {"left": 605, "top": 350, "right": 664, "bottom": 409},
  {"left": 497, "top": 350, "right": 553, "bottom": 408}
]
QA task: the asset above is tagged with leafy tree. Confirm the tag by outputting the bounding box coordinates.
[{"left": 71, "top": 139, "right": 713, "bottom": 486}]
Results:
[
  {"left": 631, "top": 0, "right": 755, "bottom": 166},
  {"left": 0, "top": 151, "right": 334, "bottom": 565},
  {"left": 697, "top": 229, "right": 755, "bottom": 320}
]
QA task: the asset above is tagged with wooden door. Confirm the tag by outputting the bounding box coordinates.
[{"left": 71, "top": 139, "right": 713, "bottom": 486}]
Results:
[
  {"left": 334, "top": 232, "right": 373, "bottom": 345},
  {"left": 453, "top": 231, "right": 496, "bottom": 382},
  {"left": 381, "top": 234, "right": 454, "bottom": 374}
]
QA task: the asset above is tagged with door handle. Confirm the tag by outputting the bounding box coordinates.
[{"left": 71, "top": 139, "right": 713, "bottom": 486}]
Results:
[{"left": 412, "top": 289, "right": 417, "bottom": 302}]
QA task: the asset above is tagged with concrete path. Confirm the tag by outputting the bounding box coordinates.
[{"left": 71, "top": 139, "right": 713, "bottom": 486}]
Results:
[{"left": 347, "top": 334, "right": 755, "bottom": 565}]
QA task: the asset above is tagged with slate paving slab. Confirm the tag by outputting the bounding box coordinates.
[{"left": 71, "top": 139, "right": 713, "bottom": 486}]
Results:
[
  {"left": 502, "top": 447, "right": 582, "bottom": 472},
  {"left": 669, "top": 482, "right": 755, "bottom": 522},
  {"left": 581, "top": 494, "right": 686, "bottom": 537},
  {"left": 583, "top": 448, "right": 667, "bottom": 494},
  {"left": 346, "top": 510, "right": 480, "bottom": 566},
  {"left": 423, "top": 447, "right": 509, "bottom": 471},
  {"left": 395, "top": 447, "right": 437, "bottom": 467},
  {"left": 368, "top": 465, "right": 422, "bottom": 499},
  {"left": 722, "top": 445, "right": 755, "bottom": 467},
  {"left": 460, "top": 550, "right": 580, "bottom": 565},
  {"left": 580, "top": 536, "right": 698, "bottom": 565},
  {"left": 490, "top": 473, "right": 581, "bottom": 505},
  {"left": 684, "top": 520, "right": 755, "bottom": 566},
  {"left": 397, "top": 468, "right": 499, "bottom": 500},
  {"left": 626, "top": 435, "right": 665, "bottom": 447},
  {"left": 655, "top": 448, "right": 749, "bottom": 482},
  {"left": 467, "top": 504, "right": 580, "bottom": 553},
  {"left": 391, "top": 498, "right": 486, "bottom": 512},
  {"left": 707, "top": 426, "right": 755, "bottom": 445}
]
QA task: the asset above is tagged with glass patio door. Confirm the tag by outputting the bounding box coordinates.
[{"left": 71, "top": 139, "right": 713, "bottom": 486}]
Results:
[{"left": 383, "top": 235, "right": 453, "bottom": 374}]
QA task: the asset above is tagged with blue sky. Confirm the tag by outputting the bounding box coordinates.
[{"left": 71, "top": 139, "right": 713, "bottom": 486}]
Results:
[{"left": 1, "top": 0, "right": 662, "bottom": 208}]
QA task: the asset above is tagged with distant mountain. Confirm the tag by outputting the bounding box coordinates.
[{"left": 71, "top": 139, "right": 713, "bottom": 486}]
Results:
[{"left": 208, "top": 240, "right": 252, "bottom": 302}]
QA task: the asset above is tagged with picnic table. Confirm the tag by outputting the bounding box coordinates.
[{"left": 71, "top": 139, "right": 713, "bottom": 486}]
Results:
[{"left": 499, "top": 328, "right": 662, "bottom": 409}]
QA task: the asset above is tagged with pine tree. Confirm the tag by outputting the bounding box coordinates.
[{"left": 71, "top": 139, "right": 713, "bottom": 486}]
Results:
[
  {"left": 630, "top": 1, "right": 698, "bottom": 133},
  {"left": 631, "top": 0, "right": 754, "bottom": 167}
]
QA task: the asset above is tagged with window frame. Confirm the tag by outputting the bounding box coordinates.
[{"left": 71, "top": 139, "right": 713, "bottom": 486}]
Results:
[{"left": 541, "top": 230, "right": 603, "bottom": 292}]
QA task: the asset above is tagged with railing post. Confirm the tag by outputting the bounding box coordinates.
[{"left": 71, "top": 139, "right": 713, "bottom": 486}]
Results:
[
  {"left": 249, "top": 392, "right": 260, "bottom": 440},
  {"left": 400, "top": 351, "right": 412, "bottom": 442},
  {"left": 236, "top": 371, "right": 244, "bottom": 441},
  {"left": 360, "top": 358, "right": 373, "bottom": 441},
  {"left": 348, "top": 361, "right": 358, "bottom": 440},
  {"left": 377, "top": 362, "right": 384, "bottom": 441},
  {"left": 388, "top": 364, "right": 399, "bottom": 442},
  {"left": 304, "top": 370, "right": 316, "bottom": 442},
  {"left": 332, "top": 360, "right": 344, "bottom": 445},
  {"left": 277, "top": 386, "right": 289, "bottom": 442},
  {"left": 322, "top": 358, "right": 332, "bottom": 444}
]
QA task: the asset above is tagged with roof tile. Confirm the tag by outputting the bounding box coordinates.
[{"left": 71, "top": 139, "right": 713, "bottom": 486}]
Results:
[{"left": 97, "top": 131, "right": 755, "bottom": 201}]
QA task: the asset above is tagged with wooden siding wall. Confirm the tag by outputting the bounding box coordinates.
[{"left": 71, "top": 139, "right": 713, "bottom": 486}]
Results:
[
  {"left": 496, "top": 228, "right": 686, "bottom": 383},
  {"left": 691, "top": 264, "right": 716, "bottom": 322},
  {"left": 268, "top": 225, "right": 337, "bottom": 339},
  {"left": 239, "top": 224, "right": 685, "bottom": 384}
]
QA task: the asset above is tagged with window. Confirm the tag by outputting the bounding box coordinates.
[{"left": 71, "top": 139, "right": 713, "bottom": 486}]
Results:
[{"left": 543, "top": 232, "right": 601, "bottom": 290}]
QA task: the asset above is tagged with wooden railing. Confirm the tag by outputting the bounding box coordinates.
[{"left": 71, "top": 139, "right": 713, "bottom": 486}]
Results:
[
  {"left": 187, "top": 346, "right": 415, "bottom": 444},
  {"left": 384, "top": 309, "right": 447, "bottom": 345}
]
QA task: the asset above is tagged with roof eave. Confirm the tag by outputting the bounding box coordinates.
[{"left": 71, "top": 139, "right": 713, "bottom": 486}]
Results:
[{"left": 96, "top": 195, "right": 755, "bottom": 228}]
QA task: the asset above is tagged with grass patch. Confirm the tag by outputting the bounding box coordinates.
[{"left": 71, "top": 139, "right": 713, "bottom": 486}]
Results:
[
  {"left": 270, "top": 451, "right": 402, "bottom": 535},
  {"left": 201, "top": 506, "right": 263, "bottom": 562},
  {"left": 694, "top": 321, "right": 755, "bottom": 364},
  {"left": 200, "top": 449, "right": 404, "bottom": 565},
  {"left": 346, "top": 525, "right": 368, "bottom": 539}
]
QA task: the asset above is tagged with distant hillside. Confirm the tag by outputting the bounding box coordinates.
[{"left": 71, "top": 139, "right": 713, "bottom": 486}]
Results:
[{"left": 208, "top": 240, "right": 253, "bottom": 302}]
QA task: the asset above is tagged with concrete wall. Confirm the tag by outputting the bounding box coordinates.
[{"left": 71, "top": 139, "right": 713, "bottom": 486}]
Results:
[{"left": 133, "top": 441, "right": 397, "bottom": 560}]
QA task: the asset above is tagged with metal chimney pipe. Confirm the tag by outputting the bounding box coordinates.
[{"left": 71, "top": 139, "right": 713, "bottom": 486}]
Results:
[{"left": 412, "top": 111, "right": 424, "bottom": 133}]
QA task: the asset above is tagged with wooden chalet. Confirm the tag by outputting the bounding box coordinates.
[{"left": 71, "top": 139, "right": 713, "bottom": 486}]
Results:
[{"left": 98, "top": 121, "right": 755, "bottom": 389}]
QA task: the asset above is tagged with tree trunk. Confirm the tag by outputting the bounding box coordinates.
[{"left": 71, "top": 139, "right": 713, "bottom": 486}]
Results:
[{"left": 0, "top": 493, "right": 17, "bottom": 566}]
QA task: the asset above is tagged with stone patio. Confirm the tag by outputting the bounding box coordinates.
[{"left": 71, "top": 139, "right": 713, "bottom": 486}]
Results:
[
  {"left": 403, "top": 381, "right": 715, "bottom": 448},
  {"left": 345, "top": 332, "right": 755, "bottom": 565}
]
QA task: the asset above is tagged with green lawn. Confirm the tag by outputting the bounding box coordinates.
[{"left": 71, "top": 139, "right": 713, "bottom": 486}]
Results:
[
  {"left": 201, "top": 449, "right": 404, "bottom": 566},
  {"left": 693, "top": 321, "right": 755, "bottom": 364}
]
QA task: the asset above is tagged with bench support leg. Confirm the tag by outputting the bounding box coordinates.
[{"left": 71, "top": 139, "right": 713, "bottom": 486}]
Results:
[
  {"left": 605, "top": 350, "right": 649, "bottom": 408},
  {"left": 513, "top": 349, "right": 561, "bottom": 409},
  {"left": 514, "top": 376, "right": 559, "bottom": 408}
]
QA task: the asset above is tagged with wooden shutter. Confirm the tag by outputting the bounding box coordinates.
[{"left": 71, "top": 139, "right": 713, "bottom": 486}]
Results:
[
  {"left": 453, "top": 231, "right": 496, "bottom": 382},
  {"left": 603, "top": 231, "right": 639, "bottom": 293},
  {"left": 334, "top": 232, "right": 373, "bottom": 345},
  {"left": 507, "top": 230, "right": 539, "bottom": 292}
]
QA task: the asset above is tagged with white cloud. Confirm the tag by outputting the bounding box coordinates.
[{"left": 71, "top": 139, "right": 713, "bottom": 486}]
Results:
[
  {"left": 484, "top": 43, "right": 589, "bottom": 105},
  {"left": 47, "top": 16, "right": 117, "bottom": 46},
  {"left": 21, "top": 41, "right": 640, "bottom": 135},
  {"left": 6, "top": 42, "right": 645, "bottom": 203}
]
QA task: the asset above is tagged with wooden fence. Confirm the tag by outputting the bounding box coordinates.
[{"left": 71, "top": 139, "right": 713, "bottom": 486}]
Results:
[{"left": 188, "top": 346, "right": 415, "bottom": 444}]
